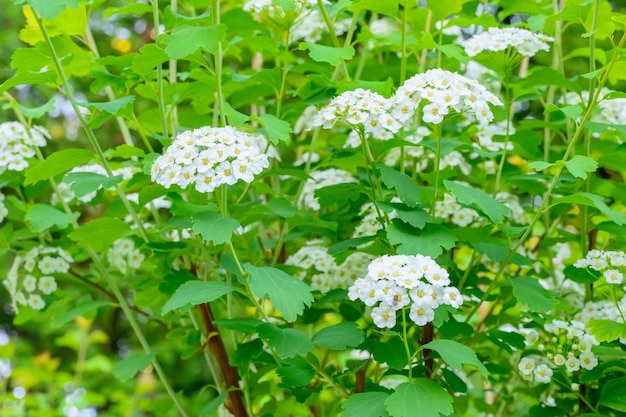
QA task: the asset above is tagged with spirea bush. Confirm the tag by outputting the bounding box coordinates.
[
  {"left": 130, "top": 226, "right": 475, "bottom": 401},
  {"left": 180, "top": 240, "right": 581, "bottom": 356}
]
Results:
[{"left": 1, "top": 0, "right": 626, "bottom": 416}]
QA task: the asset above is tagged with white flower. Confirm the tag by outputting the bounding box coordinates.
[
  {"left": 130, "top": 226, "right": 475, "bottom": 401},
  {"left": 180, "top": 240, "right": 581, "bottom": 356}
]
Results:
[
  {"left": 0, "top": 192, "right": 8, "bottom": 223},
  {"left": 564, "top": 355, "right": 580, "bottom": 372},
  {"left": 534, "top": 364, "right": 553, "bottom": 383},
  {"left": 28, "top": 294, "right": 45, "bottom": 310},
  {"left": 603, "top": 269, "right": 623, "bottom": 284},
  {"left": 372, "top": 302, "right": 397, "bottom": 328},
  {"left": 298, "top": 169, "right": 358, "bottom": 210},
  {"left": 579, "top": 352, "right": 598, "bottom": 370},
  {"left": 462, "top": 27, "right": 553, "bottom": 57},
  {"left": 518, "top": 357, "right": 536, "bottom": 375},
  {"left": 553, "top": 354, "right": 566, "bottom": 367},
  {"left": 409, "top": 301, "right": 435, "bottom": 326},
  {"left": 442, "top": 287, "right": 463, "bottom": 308},
  {"left": 23, "top": 275, "right": 37, "bottom": 292},
  {"left": 0, "top": 122, "right": 50, "bottom": 175},
  {"left": 38, "top": 276, "right": 57, "bottom": 295}
]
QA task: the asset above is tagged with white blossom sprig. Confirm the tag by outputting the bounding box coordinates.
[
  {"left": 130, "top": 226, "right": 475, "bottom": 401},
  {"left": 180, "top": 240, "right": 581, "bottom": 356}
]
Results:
[
  {"left": 0, "top": 121, "right": 50, "bottom": 174},
  {"left": 463, "top": 27, "right": 554, "bottom": 57}
]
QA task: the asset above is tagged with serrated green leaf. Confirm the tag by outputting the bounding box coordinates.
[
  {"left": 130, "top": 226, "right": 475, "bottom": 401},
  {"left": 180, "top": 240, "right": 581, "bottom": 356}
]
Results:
[
  {"left": 551, "top": 193, "right": 626, "bottom": 225},
  {"left": 565, "top": 155, "right": 598, "bottom": 179},
  {"left": 24, "top": 204, "right": 79, "bottom": 232},
  {"left": 423, "top": 339, "right": 488, "bottom": 377},
  {"left": 312, "top": 322, "right": 364, "bottom": 350},
  {"left": 68, "top": 218, "right": 130, "bottom": 251},
  {"left": 252, "top": 114, "right": 292, "bottom": 144},
  {"left": 0, "top": 70, "right": 57, "bottom": 94},
  {"left": 138, "top": 184, "right": 167, "bottom": 207},
  {"left": 306, "top": 44, "right": 355, "bottom": 66},
  {"left": 444, "top": 180, "right": 509, "bottom": 224},
  {"left": 349, "top": 0, "right": 399, "bottom": 17},
  {"left": 112, "top": 352, "right": 155, "bottom": 381},
  {"left": 387, "top": 221, "right": 456, "bottom": 258},
  {"left": 16, "top": 97, "right": 56, "bottom": 119},
  {"left": 510, "top": 277, "right": 558, "bottom": 313},
  {"left": 379, "top": 202, "right": 429, "bottom": 229},
  {"left": 342, "top": 392, "right": 390, "bottom": 417},
  {"left": 161, "top": 280, "right": 236, "bottom": 315},
  {"left": 28, "top": 0, "right": 81, "bottom": 19},
  {"left": 131, "top": 44, "right": 169, "bottom": 75},
  {"left": 544, "top": 103, "right": 583, "bottom": 119},
  {"left": 108, "top": 144, "right": 146, "bottom": 159},
  {"left": 377, "top": 164, "right": 421, "bottom": 207},
  {"left": 63, "top": 172, "right": 123, "bottom": 198},
  {"left": 528, "top": 161, "right": 554, "bottom": 171},
  {"left": 192, "top": 211, "right": 240, "bottom": 245},
  {"left": 599, "top": 377, "right": 626, "bottom": 412},
  {"left": 585, "top": 320, "right": 626, "bottom": 343},
  {"left": 257, "top": 323, "right": 313, "bottom": 358},
  {"left": 24, "top": 149, "right": 94, "bottom": 186},
  {"left": 51, "top": 300, "right": 112, "bottom": 328},
  {"left": 224, "top": 102, "right": 250, "bottom": 126},
  {"left": 245, "top": 264, "right": 314, "bottom": 322},
  {"left": 104, "top": 3, "right": 152, "bottom": 18},
  {"left": 163, "top": 24, "right": 227, "bottom": 59},
  {"left": 77, "top": 96, "right": 135, "bottom": 115},
  {"left": 385, "top": 379, "right": 454, "bottom": 417},
  {"left": 276, "top": 357, "right": 316, "bottom": 386}
]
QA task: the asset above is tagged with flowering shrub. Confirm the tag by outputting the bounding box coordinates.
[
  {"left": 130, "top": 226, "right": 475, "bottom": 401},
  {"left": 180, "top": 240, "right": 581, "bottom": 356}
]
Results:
[{"left": 1, "top": 0, "right": 626, "bottom": 416}]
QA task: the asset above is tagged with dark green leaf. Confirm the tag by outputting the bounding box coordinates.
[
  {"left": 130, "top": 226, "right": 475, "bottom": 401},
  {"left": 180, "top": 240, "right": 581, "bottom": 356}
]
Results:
[
  {"left": 161, "top": 280, "right": 236, "bottom": 315},
  {"left": 277, "top": 357, "right": 316, "bottom": 386},
  {"left": 51, "top": 300, "right": 112, "bottom": 328},
  {"left": 68, "top": 218, "right": 130, "bottom": 251},
  {"left": 63, "top": 172, "right": 123, "bottom": 198},
  {"left": 24, "top": 149, "right": 94, "bottom": 186},
  {"left": 510, "top": 277, "right": 558, "bottom": 313},
  {"left": 444, "top": 180, "right": 509, "bottom": 224},
  {"left": 387, "top": 221, "right": 456, "bottom": 258},
  {"left": 385, "top": 379, "right": 454, "bottom": 417},
  {"left": 551, "top": 193, "right": 626, "bottom": 225},
  {"left": 24, "top": 204, "right": 79, "bottom": 232},
  {"left": 423, "top": 339, "right": 488, "bottom": 377},
  {"left": 257, "top": 323, "right": 313, "bottom": 359},
  {"left": 112, "top": 352, "right": 156, "bottom": 381},
  {"left": 192, "top": 211, "right": 240, "bottom": 245},
  {"left": 77, "top": 96, "right": 135, "bottom": 115},
  {"left": 312, "top": 322, "right": 364, "bottom": 350},
  {"left": 342, "top": 392, "right": 390, "bottom": 417},
  {"left": 377, "top": 164, "right": 421, "bottom": 207},
  {"left": 212, "top": 318, "right": 264, "bottom": 333},
  {"left": 599, "top": 377, "right": 626, "bottom": 412}
]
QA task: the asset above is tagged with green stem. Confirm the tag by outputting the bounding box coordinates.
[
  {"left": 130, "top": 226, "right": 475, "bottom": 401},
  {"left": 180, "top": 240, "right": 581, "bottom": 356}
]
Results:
[
  {"left": 34, "top": 12, "right": 149, "bottom": 241},
  {"left": 400, "top": 0, "right": 408, "bottom": 85},
  {"left": 614, "top": 286, "right": 626, "bottom": 322},
  {"left": 317, "top": 0, "right": 351, "bottom": 80},
  {"left": 401, "top": 308, "right": 413, "bottom": 379},
  {"left": 430, "top": 124, "right": 443, "bottom": 219},
  {"left": 169, "top": 0, "right": 179, "bottom": 136},
  {"left": 212, "top": 0, "right": 226, "bottom": 127},
  {"left": 493, "top": 84, "right": 512, "bottom": 194},
  {"left": 151, "top": 0, "right": 170, "bottom": 136}
]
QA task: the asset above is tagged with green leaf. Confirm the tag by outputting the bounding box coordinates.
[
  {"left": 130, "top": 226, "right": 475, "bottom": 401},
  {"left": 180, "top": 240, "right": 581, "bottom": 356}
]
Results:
[
  {"left": 250, "top": 114, "right": 292, "bottom": 144},
  {"left": 224, "top": 102, "right": 250, "bottom": 126},
  {"left": 379, "top": 202, "right": 429, "bottom": 229},
  {"left": 422, "top": 339, "right": 488, "bottom": 377},
  {"left": 377, "top": 164, "right": 421, "bottom": 207},
  {"left": 387, "top": 221, "right": 456, "bottom": 258},
  {"left": 565, "top": 155, "right": 598, "bottom": 179},
  {"left": 257, "top": 323, "right": 313, "bottom": 359},
  {"left": 0, "top": 71, "right": 57, "bottom": 94},
  {"left": 510, "top": 277, "right": 558, "bottom": 313},
  {"left": 17, "top": 97, "right": 56, "bottom": 118},
  {"left": 24, "top": 204, "right": 79, "bottom": 232},
  {"left": 305, "top": 44, "right": 355, "bottom": 66},
  {"left": 77, "top": 96, "right": 135, "bottom": 115},
  {"left": 192, "top": 211, "right": 240, "bottom": 245},
  {"left": 199, "top": 391, "right": 229, "bottom": 416},
  {"left": 138, "top": 184, "right": 167, "bottom": 207},
  {"left": 131, "top": 44, "right": 169, "bottom": 75},
  {"left": 112, "top": 352, "right": 156, "bottom": 381},
  {"left": 585, "top": 320, "right": 626, "bottom": 343},
  {"left": 108, "top": 144, "right": 146, "bottom": 159},
  {"left": 599, "top": 377, "right": 626, "bottom": 412},
  {"left": 63, "top": 172, "right": 123, "bottom": 198},
  {"left": 551, "top": 193, "right": 626, "bottom": 225},
  {"left": 528, "top": 161, "right": 554, "bottom": 171},
  {"left": 276, "top": 357, "right": 316, "bottom": 386},
  {"left": 444, "top": 180, "right": 509, "bottom": 224},
  {"left": 544, "top": 103, "right": 583, "bottom": 119},
  {"left": 245, "top": 264, "right": 314, "bottom": 322},
  {"left": 564, "top": 265, "right": 600, "bottom": 284},
  {"left": 68, "top": 218, "right": 130, "bottom": 251},
  {"left": 161, "top": 280, "right": 236, "bottom": 315},
  {"left": 212, "top": 318, "right": 263, "bottom": 333},
  {"left": 342, "top": 392, "right": 390, "bottom": 417},
  {"left": 312, "top": 322, "right": 364, "bottom": 350},
  {"left": 163, "top": 24, "right": 227, "bottom": 59},
  {"left": 51, "top": 300, "right": 112, "bottom": 328},
  {"left": 24, "top": 149, "right": 94, "bottom": 186},
  {"left": 349, "top": 0, "right": 399, "bottom": 17},
  {"left": 27, "top": 0, "right": 81, "bottom": 19},
  {"left": 385, "top": 379, "right": 454, "bottom": 417}
]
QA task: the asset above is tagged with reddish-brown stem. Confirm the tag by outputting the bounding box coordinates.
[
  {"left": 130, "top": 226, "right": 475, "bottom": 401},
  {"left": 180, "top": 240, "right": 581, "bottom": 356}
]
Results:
[
  {"left": 355, "top": 368, "right": 366, "bottom": 393},
  {"left": 198, "top": 302, "right": 248, "bottom": 417},
  {"left": 420, "top": 322, "right": 435, "bottom": 378}
]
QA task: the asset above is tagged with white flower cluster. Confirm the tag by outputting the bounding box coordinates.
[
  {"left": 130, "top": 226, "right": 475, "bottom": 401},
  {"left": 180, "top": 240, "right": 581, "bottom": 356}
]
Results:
[
  {"left": 472, "top": 120, "right": 515, "bottom": 152},
  {"left": 0, "top": 122, "right": 50, "bottom": 174},
  {"left": 107, "top": 238, "right": 145, "bottom": 274},
  {"left": 369, "top": 17, "right": 399, "bottom": 37},
  {"left": 463, "top": 61, "right": 501, "bottom": 93},
  {"left": 576, "top": 296, "right": 626, "bottom": 345},
  {"left": 151, "top": 126, "right": 270, "bottom": 193},
  {"left": 495, "top": 192, "right": 530, "bottom": 225},
  {"left": 0, "top": 192, "right": 7, "bottom": 223},
  {"left": 434, "top": 193, "right": 480, "bottom": 227},
  {"left": 290, "top": 10, "right": 351, "bottom": 44},
  {"left": 352, "top": 202, "right": 398, "bottom": 239},
  {"left": 285, "top": 240, "right": 373, "bottom": 292},
  {"left": 243, "top": 0, "right": 328, "bottom": 22},
  {"left": 574, "top": 250, "right": 626, "bottom": 285},
  {"left": 393, "top": 69, "right": 503, "bottom": 125},
  {"left": 52, "top": 164, "right": 138, "bottom": 205},
  {"left": 564, "top": 88, "right": 626, "bottom": 130},
  {"left": 463, "top": 27, "right": 554, "bottom": 57},
  {"left": 3, "top": 246, "right": 72, "bottom": 312},
  {"left": 348, "top": 254, "right": 463, "bottom": 328},
  {"left": 298, "top": 168, "right": 358, "bottom": 210},
  {"left": 518, "top": 319, "right": 599, "bottom": 384},
  {"left": 309, "top": 88, "right": 402, "bottom": 137}
]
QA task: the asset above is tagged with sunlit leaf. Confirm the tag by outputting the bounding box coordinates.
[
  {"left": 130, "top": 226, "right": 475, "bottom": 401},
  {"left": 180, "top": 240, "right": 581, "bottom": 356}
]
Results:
[
  {"left": 423, "top": 339, "right": 488, "bottom": 377},
  {"left": 163, "top": 24, "right": 226, "bottom": 59},
  {"left": 510, "top": 277, "right": 558, "bottom": 313},
  {"left": 161, "top": 280, "right": 236, "bottom": 315},
  {"left": 25, "top": 204, "right": 79, "bottom": 232},
  {"left": 343, "top": 392, "right": 390, "bottom": 417}
]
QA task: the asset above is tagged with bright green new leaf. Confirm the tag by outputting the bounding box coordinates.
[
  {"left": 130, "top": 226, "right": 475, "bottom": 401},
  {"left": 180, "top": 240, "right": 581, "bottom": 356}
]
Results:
[
  {"left": 112, "top": 352, "right": 156, "bottom": 381},
  {"left": 63, "top": 172, "right": 123, "bottom": 198},
  {"left": 104, "top": 3, "right": 152, "bottom": 18},
  {"left": 251, "top": 114, "right": 292, "bottom": 144},
  {"left": 163, "top": 24, "right": 227, "bottom": 59},
  {"left": 528, "top": 160, "right": 554, "bottom": 171},
  {"left": 387, "top": 221, "right": 456, "bottom": 258},
  {"left": 108, "top": 144, "right": 146, "bottom": 159},
  {"left": 565, "top": 155, "right": 598, "bottom": 179},
  {"left": 20, "top": 3, "right": 87, "bottom": 44},
  {"left": 161, "top": 280, "right": 236, "bottom": 315},
  {"left": 423, "top": 339, "right": 488, "bottom": 377},
  {"left": 18, "top": 97, "right": 56, "bottom": 118},
  {"left": 305, "top": 44, "right": 355, "bottom": 66},
  {"left": 245, "top": 264, "right": 314, "bottom": 322},
  {"left": 27, "top": 0, "right": 81, "bottom": 19},
  {"left": 342, "top": 392, "right": 390, "bottom": 417},
  {"left": 349, "top": 0, "right": 399, "bottom": 17},
  {"left": 599, "top": 377, "right": 626, "bottom": 412},
  {"left": 138, "top": 184, "right": 167, "bottom": 207},
  {"left": 585, "top": 320, "right": 626, "bottom": 343},
  {"left": 257, "top": 323, "right": 313, "bottom": 359},
  {"left": 131, "top": 44, "right": 169, "bottom": 76},
  {"left": 51, "top": 300, "right": 112, "bottom": 328},
  {"left": 192, "top": 211, "right": 240, "bottom": 245},
  {"left": 25, "top": 204, "right": 79, "bottom": 232},
  {"left": 312, "top": 322, "right": 364, "bottom": 350},
  {"left": 377, "top": 164, "right": 421, "bottom": 207},
  {"left": 385, "top": 379, "right": 454, "bottom": 417},
  {"left": 0, "top": 71, "right": 57, "bottom": 94},
  {"left": 510, "top": 277, "right": 558, "bottom": 312},
  {"left": 544, "top": 103, "right": 583, "bottom": 120},
  {"left": 77, "top": 96, "right": 135, "bottom": 115},
  {"left": 224, "top": 102, "right": 250, "bottom": 126},
  {"left": 444, "top": 180, "right": 509, "bottom": 224},
  {"left": 11, "top": 48, "right": 51, "bottom": 74},
  {"left": 68, "top": 218, "right": 130, "bottom": 251},
  {"left": 551, "top": 193, "right": 626, "bottom": 225},
  {"left": 276, "top": 357, "right": 316, "bottom": 386},
  {"left": 24, "top": 149, "right": 94, "bottom": 185}
]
